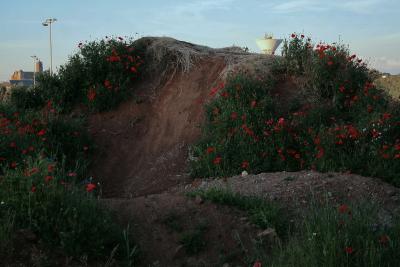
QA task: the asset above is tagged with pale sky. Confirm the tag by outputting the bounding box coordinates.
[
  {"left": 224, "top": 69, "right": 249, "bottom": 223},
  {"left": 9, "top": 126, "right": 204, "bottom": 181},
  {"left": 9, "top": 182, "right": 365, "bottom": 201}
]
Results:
[{"left": 1, "top": 0, "right": 400, "bottom": 81}]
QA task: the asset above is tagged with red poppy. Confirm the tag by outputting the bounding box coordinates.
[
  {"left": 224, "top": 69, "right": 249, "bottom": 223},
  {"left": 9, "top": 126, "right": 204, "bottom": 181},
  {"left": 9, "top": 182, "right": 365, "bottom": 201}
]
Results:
[
  {"left": 9, "top": 142, "right": 16, "bottom": 148},
  {"left": 220, "top": 91, "right": 229, "bottom": 98},
  {"left": 253, "top": 261, "right": 262, "bottom": 267},
  {"left": 338, "top": 204, "right": 349, "bottom": 214},
  {"left": 301, "top": 34, "right": 305, "bottom": 38},
  {"left": 241, "top": 160, "right": 249, "bottom": 169},
  {"left": 87, "top": 88, "right": 96, "bottom": 101},
  {"left": 83, "top": 146, "right": 89, "bottom": 151},
  {"left": 346, "top": 125, "right": 360, "bottom": 139},
  {"left": 327, "top": 61, "right": 333, "bottom": 66},
  {"left": 10, "top": 162, "right": 17, "bottom": 169},
  {"left": 28, "top": 168, "right": 39, "bottom": 176},
  {"left": 345, "top": 246, "right": 354, "bottom": 254},
  {"left": 316, "top": 147, "right": 324, "bottom": 159},
  {"left": 291, "top": 33, "right": 296, "bottom": 38},
  {"left": 213, "top": 156, "right": 222, "bottom": 165},
  {"left": 45, "top": 175, "right": 53, "bottom": 183},
  {"left": 231, "top": 112, "right": 238, "bottom": 120},
  {"left": 130, "top": 66, "right": 137, "bottom": 73},
  {"left": 37, "top": 129, "right": 46, "bottom": 136},
  {"left": 339, "top": 85, "right": 345, "bottom": 93},
  {"left": 367, "top": 105, "right": 373, "bottom": 113},
  {"left": 68, "top": 172, "right": 77, "bottom": 177},
  {"left": 31, "top": 186, "right": 36, "bottom": 193},
  {"left": 379, "top": 235, "right": 390, "bottom": 245},
  {"left": 371, "top": 129, "right": 380, "bottom": 138},
  {"left": 382, "top": 113, "right": 392, "bottom": 120},
  {"left": 206, "top": 147, "right": 215, "bottom": 154},
  {"left": 118, "top": 36, "right": 124, "bottom": 41},
  {"left": 86, "top": 183, "right": 96, "bottom": 192},
  {"left": 104, "top": 80, "right": 112, "bottom": 89},
  {"left": 277, "top": 117, "right": 285, "bottom": 127},
  {"left": 251, "top": 100, "right": 257, "bottom": 108}
]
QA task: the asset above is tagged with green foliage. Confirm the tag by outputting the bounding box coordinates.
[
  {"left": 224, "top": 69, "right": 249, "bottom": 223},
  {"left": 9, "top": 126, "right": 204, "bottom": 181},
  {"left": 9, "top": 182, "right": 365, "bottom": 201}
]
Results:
[
  {"left": 268, "top": 202, "right": 400, "bottom": 267},
  {"left": 0, "top": 157, "right": 130, "bottom": 260},
  {"left": 179, "top": 220, "right": 209, "bottom": 255},
  {"left": 0, "top": 104, "right": 136, "bottom": 264},
  {"left": 190, "top": 35, "right": 400, "bottom": 186},
  {"left": 0, "top": 103, "right": 91, "bottom": 175},
  {"left": 35, "top": 37, "right": 144, "bottom": 112},
  {"left": 10, "top": 86, "right": 44, "bottom": 110},
  {"left": 188, "top": 189, "right": 286, "bottom": 235}
]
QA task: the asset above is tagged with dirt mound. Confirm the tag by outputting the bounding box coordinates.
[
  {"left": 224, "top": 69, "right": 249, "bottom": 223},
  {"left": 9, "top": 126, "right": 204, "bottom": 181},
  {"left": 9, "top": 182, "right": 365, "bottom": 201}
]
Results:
[
  {"left": 187, "top": 171, "right": 400, "bottom": 216},
  {"left": 89, "top": 37, "right": 276, "bottom": 198},
  {"left": 103, "top": 193, "right": 259, "bottom": 267}
]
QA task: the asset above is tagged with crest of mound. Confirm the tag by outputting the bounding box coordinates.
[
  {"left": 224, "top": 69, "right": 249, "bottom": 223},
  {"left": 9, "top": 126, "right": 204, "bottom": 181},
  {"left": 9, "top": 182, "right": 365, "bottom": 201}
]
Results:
[{"left": 88, "top": 37, "right": 290, "bottom": 198}]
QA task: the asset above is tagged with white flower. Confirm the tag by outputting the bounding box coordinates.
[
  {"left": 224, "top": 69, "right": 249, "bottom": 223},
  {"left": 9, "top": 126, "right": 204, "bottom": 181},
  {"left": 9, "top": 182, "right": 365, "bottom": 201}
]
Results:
[
  {"left": 241, "top": 170, "right": 248, "bottom": 177},
  {"left": 0, "top": 201, "right": 4, "bottom": 205}
]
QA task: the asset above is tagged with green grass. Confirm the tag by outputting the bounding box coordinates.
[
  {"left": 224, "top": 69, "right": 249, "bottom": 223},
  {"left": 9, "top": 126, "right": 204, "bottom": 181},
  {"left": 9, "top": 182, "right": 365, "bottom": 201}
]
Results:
[
  {"left": 268, "top": 202, "right": 400, "bottom": 267},
  {"left": 179, "top": 220, "right": 209, "bottom": 255},
  {"left": 187, "top": 188, "right": 287, "bottom": 236},
  {"left": 189, "top": 189, "right": 400, "bottom": 267}
]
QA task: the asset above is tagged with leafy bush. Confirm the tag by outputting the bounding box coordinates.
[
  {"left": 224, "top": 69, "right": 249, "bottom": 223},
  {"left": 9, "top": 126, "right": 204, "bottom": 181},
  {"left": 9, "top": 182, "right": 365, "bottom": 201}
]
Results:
[
  {"left": 0, "top": 103, "right": 91, "bottom": 175},
  {"left": 10, "top": 86, "right": 44, "bottom": 110},
  {"left": 190, "top": 34, "right": 400, "bottom": 185},
  {"left": 0, "top": 104, "right": 136, "bottom": 264},
  {"left": 0, "top": 156, "right": 133, "bottom": 261},
  {"left": 36, "top": 36, "right": 144, "bottom": 112}
]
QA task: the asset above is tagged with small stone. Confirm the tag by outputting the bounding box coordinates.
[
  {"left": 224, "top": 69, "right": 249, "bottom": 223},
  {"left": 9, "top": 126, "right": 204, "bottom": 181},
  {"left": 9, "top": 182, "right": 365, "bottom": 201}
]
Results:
[
  {"left": 222, "top": 263, "right": 230, "bottom": 267},
  {"left": 195, "top": 195, "right": 204, "bottom": 204},
  {"left": 241, "top": 170, "right": 248, "bottom": 177}
]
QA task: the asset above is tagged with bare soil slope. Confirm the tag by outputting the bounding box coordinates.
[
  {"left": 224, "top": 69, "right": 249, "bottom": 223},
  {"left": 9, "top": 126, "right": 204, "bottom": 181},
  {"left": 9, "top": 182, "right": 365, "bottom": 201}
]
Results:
[{"left": 89, "top": 37, "right": 276, "bottom": 198}]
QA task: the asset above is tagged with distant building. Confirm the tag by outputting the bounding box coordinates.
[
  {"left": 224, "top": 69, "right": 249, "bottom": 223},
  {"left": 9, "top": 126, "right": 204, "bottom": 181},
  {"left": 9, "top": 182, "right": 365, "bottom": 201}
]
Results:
[{"left": 9, "top": 60, "right": 43, "bottom": 87}]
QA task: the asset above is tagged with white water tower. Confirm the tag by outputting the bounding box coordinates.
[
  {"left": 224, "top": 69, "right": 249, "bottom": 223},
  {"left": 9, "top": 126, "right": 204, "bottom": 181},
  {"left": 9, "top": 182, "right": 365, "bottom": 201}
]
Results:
[{"left": 256, "top": 34, "right": 283, "bottom": 55}]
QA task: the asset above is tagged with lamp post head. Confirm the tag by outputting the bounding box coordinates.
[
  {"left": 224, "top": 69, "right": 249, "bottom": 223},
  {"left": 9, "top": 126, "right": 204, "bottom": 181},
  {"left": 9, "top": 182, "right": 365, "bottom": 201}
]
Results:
[{"left": 42, "top": 18, "right": 57, "bottom": 26}]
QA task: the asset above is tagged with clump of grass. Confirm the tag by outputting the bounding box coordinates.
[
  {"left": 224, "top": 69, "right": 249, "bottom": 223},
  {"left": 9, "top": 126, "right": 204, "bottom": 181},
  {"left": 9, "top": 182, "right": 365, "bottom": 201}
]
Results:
[
  {"left": 163, "top": 211, "right": 184, "bottom": 233},
  {"left": 179, "top": 220, "right": 209, "bottom": 255},
  {"left": 0, "top": 156, "right": 135, "bottom": 262},
  {"left": 268, "top": 202, "right": 400, "bottom": 267},
  {"left": 187, "top": 189, "right": 287, "bottom": 236}
]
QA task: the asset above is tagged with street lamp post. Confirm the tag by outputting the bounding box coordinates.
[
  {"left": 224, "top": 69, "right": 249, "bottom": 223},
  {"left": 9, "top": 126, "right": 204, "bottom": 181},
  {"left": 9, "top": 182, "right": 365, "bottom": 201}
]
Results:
[
  {"left": 42, "top": 18, "right": 57, "bottom": 75},
  {"left": 30, "top": 55, "right": 38, "bottom": 87}
]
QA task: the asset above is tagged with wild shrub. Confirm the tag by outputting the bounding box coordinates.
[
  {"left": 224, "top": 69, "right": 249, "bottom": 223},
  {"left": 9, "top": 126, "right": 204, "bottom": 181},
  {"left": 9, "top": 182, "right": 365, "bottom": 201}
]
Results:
[
  {"left": 190, "top": 34, "right": 400, "bottom": 185},
  {"left": 36, "top": 36, "right": 144, "bottom": 112},
  {"left": 9, "top": 86, "right": 44, "bottom": 110}
]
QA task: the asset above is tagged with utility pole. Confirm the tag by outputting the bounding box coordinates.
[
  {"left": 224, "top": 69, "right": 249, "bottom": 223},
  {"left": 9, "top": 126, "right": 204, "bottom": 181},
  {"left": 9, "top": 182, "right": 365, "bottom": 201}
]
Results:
[
  {"left": 42, "top": 18, "right": 57, "bottom": 75},
  {"left": 30, "top": 55, "right": 38, "bottom": 87}
]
